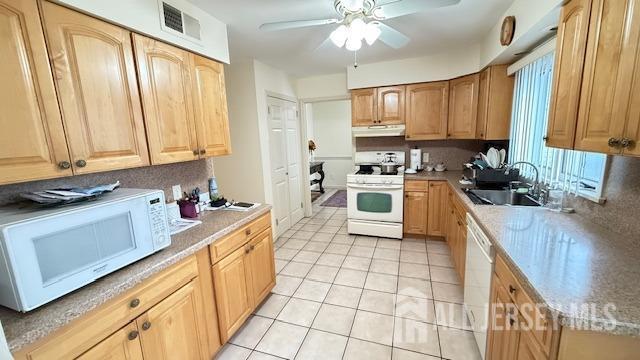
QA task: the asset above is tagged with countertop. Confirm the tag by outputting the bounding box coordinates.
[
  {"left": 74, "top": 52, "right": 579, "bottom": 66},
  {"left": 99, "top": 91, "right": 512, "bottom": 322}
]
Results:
[
  {"left": 406, "top": 171, "right": 640, "bottom": 337},
  {"left": 0, "top": 204, "right": 272, "bottom": 353}
]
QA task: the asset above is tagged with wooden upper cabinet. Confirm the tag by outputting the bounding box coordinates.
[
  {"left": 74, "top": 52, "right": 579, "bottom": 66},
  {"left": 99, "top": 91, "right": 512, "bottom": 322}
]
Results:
[
  {"left": 377, "top": 86, "right": 405, "bottom": 125},
  {"left": 137, "top": 280, "right": 209, "bottom": 360},
  {"left": 427, "top": 181, "right": 448, "bottom": 237},
  {"left": 41, "top": 2, "right": 149, "bottom": 174},
  {"left": 405, "top": 82, "right": 449, "bottom": 140},
  {"left": 191, "top": 55, "right": 232, "bottom": 157},
  {"left": 547, "top": 0, "right": 593, "bottom": 149},
  {"left": 351, "top": 88, "right": 377, "bottom": 126},
  {"left": 245, "top": 229, "right": 276, "bottom": 306},
  {"left": 133, "top": 34, "right": 199, "bottom": 164},
  {"left": 477, "top": 65, "right": 515, "bottom": 140},
  {"left": 0, "top": 0, "right": 71, "bottom": 185},
  {"left": 77, "top": 322, "right": 144, "bottom": 360},
  {"left": 448, "top": 74, "right": 479, "bottom": 139}
]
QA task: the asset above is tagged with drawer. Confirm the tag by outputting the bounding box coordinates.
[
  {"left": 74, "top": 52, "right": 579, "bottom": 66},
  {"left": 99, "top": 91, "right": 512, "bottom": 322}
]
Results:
[
  {"left": 210, "top": 213, "right": 271, "bottom": 264},
  {"left": 405, "top": 180, "right": 429, "bottom": 192}
]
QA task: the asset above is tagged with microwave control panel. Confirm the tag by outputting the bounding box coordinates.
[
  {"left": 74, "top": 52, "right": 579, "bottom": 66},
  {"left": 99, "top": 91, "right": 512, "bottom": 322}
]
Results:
[{"left": 147, "top": 193, "right": 171, "bottom": 249}]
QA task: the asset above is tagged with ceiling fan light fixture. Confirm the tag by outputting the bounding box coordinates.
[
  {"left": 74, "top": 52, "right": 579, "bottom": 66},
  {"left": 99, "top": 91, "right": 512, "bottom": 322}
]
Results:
[
  {"left": 372, "top": 7, "right": 385, "bottom": 19},
  {"left": 364, "top": 22, "right": 381, "bottom": 45},
  {"left": 330, "top": 25, "right": 348, "bottom": 47},
  {"left": 349, "top": 18, "right": 366, "bottom": 40},
  {"left": 343, "top": 0, "right": 365, "bottom": 12},
  {"left": 345, "top": 36, "right": 362, "bottom": 51}
]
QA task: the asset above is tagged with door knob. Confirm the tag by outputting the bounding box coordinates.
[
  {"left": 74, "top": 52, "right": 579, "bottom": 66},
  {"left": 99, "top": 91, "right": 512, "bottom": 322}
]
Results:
[
  {"left": 128, "top": 330, "right": 139, "bottom": 340},
  {"left": 608, "top": 138, "right": 621, "bottom": 147},
  {"left": 58, "top": 161, "right": 71, "bottom": 170},
  {"left": 193, "top": 149, "right": 200, "bottom": 155},
  {"left": 621, "top": 138, "right": 634, "bottom": 148},
  {"left": 199, "top": 149, "right": 207, "bottom": 155},
  {"left": 75, "top": 159, "right": 87, "bottom": 168},
  {"left": 141, "top": 321, "right": 151, "bottom": 331},
  {"left": 129, "top": 298, "right": 140, "bottom": 308}
]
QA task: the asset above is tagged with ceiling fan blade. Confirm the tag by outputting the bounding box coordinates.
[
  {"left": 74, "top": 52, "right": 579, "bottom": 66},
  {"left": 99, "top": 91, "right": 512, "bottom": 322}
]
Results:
[
  {"left": 259, "top": 18, "right": 340, "bottom": 31},
  {"left": 377, "top": 0, "right": 461, "bottom": 19},
  {"left": 378, "top": 23, "right": 410, "bottom": 49}
]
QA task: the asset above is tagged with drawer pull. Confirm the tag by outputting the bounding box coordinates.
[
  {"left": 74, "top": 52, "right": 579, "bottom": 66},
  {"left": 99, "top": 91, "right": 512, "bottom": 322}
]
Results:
[
  {"left": 245, "top": 245, "right": 251, "bottom": 254},
  {"left": 129, "top": 298, "right": 140, "bottom": 308},
  {"left": 509, "top": 285, "right": 517, "bottom": 294},
  {"left": 141, "top": 321, "right": 151, "bottom": 331},
  {"left": 58, "top": 161, "right": 71, "bottom": 170},
  {"left": 250, "top": 245, "right": 255, "bottom": 251},
  {"left": 245, "top": 229, "right": 252, "bottom": 236},
  {"left": 509, "top": 317, "right": 516, "bottom": 327},
  {"left": 128, "top": 330, "right": 139, "bottom": 340},
  {"left": 75, "top": 159, "right": 87, "bottom": 168}
]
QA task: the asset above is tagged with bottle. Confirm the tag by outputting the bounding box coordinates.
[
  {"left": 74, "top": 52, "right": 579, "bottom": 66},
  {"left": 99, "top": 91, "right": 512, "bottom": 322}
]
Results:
[{"left": 208, "top": 177, "right": 218, "bottom": 198}]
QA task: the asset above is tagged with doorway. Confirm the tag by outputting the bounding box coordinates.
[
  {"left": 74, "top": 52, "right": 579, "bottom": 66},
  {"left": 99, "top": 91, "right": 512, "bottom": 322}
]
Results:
[{"left": 267, "top": 96, "right": 304, "bottom": 236}]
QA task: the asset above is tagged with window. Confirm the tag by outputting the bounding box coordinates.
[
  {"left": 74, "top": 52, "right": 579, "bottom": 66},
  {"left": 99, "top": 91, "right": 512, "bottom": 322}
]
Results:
[{"left": 509, "top": 51, "right": 607, "bottom": 202}]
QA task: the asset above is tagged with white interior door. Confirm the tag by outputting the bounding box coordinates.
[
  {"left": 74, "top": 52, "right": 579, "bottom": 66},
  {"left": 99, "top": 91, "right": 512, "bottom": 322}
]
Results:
[{"left": 268, "top": 97, "right": 304, "bottom": 236}]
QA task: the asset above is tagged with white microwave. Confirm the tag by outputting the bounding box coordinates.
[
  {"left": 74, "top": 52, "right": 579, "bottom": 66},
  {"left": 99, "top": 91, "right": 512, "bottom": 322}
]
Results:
[{"left": 0, "top": 189, "right": 171, "bottom": 312}]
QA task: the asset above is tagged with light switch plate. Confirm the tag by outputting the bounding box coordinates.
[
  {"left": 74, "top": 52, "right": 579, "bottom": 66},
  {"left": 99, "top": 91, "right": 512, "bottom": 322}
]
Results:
[
  {"left": 171, "top": 185, "right": 182, "bottom": 201},
  {"left": 423, "top": 152, "right": 430, "bottom": 164}
]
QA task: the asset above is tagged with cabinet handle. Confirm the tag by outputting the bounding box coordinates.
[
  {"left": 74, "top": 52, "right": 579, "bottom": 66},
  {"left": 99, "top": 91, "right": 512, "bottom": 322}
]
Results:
[
  {"left": 245, "top": 245, "right": 251, "bottom": 254},
  {"left": 509, "top": 317, "right": 516, "bottom": 327},
  {"left": 75, "top": 159, "right": 87, "bottom": 168},
  {"left": 608, "top": 138, "right": 622, "bottom": 148},
  {"left": 250, "top": 245, "right": 255, "bottom": 251},
  {"left": 509, "top": 285, "right": 516, "bottom": 294},
  {"left": 199, "top": 149, "right": 207, "bottom": 155},
  {"left": 621, "top": 138, "right": 634, "bottom": 148},
  {"left": 193, "top": 149, "right": 200, "bottom": 155},
  {"left": 129, "top": 298, "right": 140, "bottom": 308},
  {"left": 141, "top": 321, "right": 151, "bottom": 331},
  {"left": 128, "top": 330, "right": 139, "bottom": 340},
  {"left": 58, "top": 161, "right": 71, "bottom": 170},
  {"left": 245, "top": 228, "right": 252, "bottom": 236}
]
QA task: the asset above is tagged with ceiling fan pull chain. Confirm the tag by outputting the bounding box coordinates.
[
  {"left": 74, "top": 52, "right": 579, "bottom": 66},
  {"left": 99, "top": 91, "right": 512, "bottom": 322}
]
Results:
[{"left": 354, "top": 50, "right": 359, "bottom": 68}]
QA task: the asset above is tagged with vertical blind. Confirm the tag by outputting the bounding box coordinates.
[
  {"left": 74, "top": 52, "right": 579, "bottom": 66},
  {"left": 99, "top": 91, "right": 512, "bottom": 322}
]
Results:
[{"left": 508, "top": 52, "right": 607, "bottom": 201}]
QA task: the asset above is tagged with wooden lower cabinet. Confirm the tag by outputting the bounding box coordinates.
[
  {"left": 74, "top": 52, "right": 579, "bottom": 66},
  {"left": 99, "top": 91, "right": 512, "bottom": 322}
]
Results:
[
  {"left": 445, "top": 187, "right": 467, "bottom": 283},
  {"left": 246, "top": 229, "right": 277, "bottom": 305},
  {"left": 404, "top": 191, "right": 428, "bottom": 235},
  {"left": 427, "top": 181, "right": 448, "bottom": 236},
  {"left": 76, "top": 322, "right": 144, "bottom": 360},
  {"left": 487, "top": 274, "right": 519, "bottom": 360}
]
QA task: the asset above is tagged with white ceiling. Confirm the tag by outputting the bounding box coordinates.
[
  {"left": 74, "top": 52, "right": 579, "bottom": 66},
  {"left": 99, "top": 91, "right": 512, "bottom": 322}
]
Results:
[{"left": 189, "top": 0, "right": 516, "bottom": 77}]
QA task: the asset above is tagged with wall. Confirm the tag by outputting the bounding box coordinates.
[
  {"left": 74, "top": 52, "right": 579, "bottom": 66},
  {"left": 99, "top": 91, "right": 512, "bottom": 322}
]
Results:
[
  {"left": 309, "top": 100, "right": 353, "bottom": 188},
  {"left": 0, "top": 160, "right": 214, "bottom": 206},
  {"left": 296, "top": 73, "right": 349, "bottom": 99}
]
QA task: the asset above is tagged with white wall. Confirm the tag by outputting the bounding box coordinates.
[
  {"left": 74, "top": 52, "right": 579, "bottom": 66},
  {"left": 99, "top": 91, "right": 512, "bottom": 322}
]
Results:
[
  {"left": 296, "top": 73, "right": 349, "bottom": 99},
  {"left": 309, "top": 100, "right": 353, "bottom": 188}
]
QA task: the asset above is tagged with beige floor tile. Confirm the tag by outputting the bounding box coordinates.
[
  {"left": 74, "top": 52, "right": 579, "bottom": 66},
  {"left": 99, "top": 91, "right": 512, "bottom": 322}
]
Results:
[
  {"left": 397, "top": 277, "right": 433, "bottom": 299},
  {"left": 293, "top": 279, "right": 331, "bottom": 302},
  {"left": 429, "top": 265, "right": 460, "bottom": 284},
  {"left": 255, "top": 320, "right": 308, "bottom": 359},
  {"left": 369, "top": 259, "right": 399, "bottom": 275},
  {"left": 434, "top": 301, "right": 472, "bottom": 330},
  {"left": 373, "top": 248, "right": 400, "bottom": 261},
  {"left": 311, "top": 303, "right": 356, "bottom": 336},
  {"left": 281, "top": 239, "right": 308, "bottom": 250},
  {"left": 395, "top": 295, "right": 435, "bottom": 323},
  {"left": 438, "top": 326, "right": 482, "bottom": 360},
  {"left": 334, "top": 268, "right": 368, "bottom": 288},
  {"left": 295, "top": 329, "right": 348, "bottom": 360},
  {"left": 272, "top": 275, "right": 303, "bottom": 296},
  {"left": 399, "top": 263, "right": 430, "bottom": 280},
  {"left": 292, "top": 230, "right": 315, "bottom": 240},
  {"left": 310, "top": 232, "right": 334, "bottom": 243},
  {"left": 358, "top": 289, "right": 396, "bottom": 315},
  {"left": 305, "top": 264, "right": 339, "bottom": 283},
  {"left": 317, "top": 225, "right": 340, "bottom": 234},
  {"left": 343, "top": 338, "right": 391, "bottom": 360},
  {"left": 432, "top": 281, "right": 464, "bottom": 304},
  {"left": 291, "top": 250, "right": 321, "bottom": 264},
  {"left": 350, "top": 310, "right": 394, "bottom": 346},
  {"left": 306, "top": 218, "right": 327, "bottom": 225},
  {"left": 348, "top": 245, "right": 376, "bottom": 258},
  {"left": 324, "top": 284, "right": 362, "bottom": 308},
  {"left": 331, "top": 234, "right": 355, "bottom": 245},
  {"left": 275, "top": 259, "right": 288, "bottom": 273},
  {"left": 255, "top": 293, "right": 290, "bottom": 318},
  {"left": 364, "top": 273, "right": 398, "bottom": 293},
  {"left": 302, "top": 224, "right": 322, "bottom": 232},
  {"left": 229, "top": 315, "right": 274, "bottom": 348},
  {"left": 353, "top": 236, "right": 378, "bottom": 247},
  {"left": 276, "top": 298, "right": 321, "bottom": 327},
  {"left": 280, "top": 262, "right": 313, "bottom": 278},
  {"left": 248, "top": 352, "right": 281, "bottom": 360},
  {"left": 393, "top": 317, "right": 440, "bottom": 357},
  {"left": 341, "top": 256, "right": 372, "bottom": 271},
  {"left": 316, "top": 253, "right": 345, "bottom": 267},
  {"left": 428, "top": 253, "right": 454, "bottom": 268},
  {"left": 401, "top": 239, "right": 427, "bottom": 253},
  {"left": 391, "top": 348, "right": 439, "bottom": 360},
  {"left": 325, "top": 243, "right": 351, "bottom": 255},
  {"left": 377, "top": 239, "right": 401, "bottom": 250},
  {"left": 302, "top": 241, "right": 329, "bottom": 253},
  {"left": 325, "top": 219, "right": 346, "bottom": 227},
  {"left": 214, "top": 344, "right": 252, "bottom": 360},
  {"left": 275, "top": 248, "right": 298, "bottom": 261},
  {"left": 400, "top": 251, "right": 429, "bottom": 265},
  {"left": 427, "top": 241, "right": 451, "bottom": 255}
]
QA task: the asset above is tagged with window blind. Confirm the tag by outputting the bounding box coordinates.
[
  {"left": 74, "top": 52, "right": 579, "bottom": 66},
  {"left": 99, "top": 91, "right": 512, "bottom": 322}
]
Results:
[{"left": 508, "top": 52, "right": 607, "bottom": 201}]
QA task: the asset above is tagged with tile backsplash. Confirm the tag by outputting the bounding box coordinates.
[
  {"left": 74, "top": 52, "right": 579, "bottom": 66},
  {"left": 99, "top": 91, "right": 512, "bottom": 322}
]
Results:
[{"left": 0, "top": 159, "right": 215, "bottom": 206}]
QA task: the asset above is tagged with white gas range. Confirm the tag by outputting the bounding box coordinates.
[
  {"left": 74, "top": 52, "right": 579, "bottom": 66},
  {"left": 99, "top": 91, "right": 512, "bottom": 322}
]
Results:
[{"left": 347, "top": 151, "right": 405, "bottom": 239}]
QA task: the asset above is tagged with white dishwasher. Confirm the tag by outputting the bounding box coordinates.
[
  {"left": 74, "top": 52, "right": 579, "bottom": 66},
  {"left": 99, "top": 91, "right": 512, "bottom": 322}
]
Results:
[{"left": 463, "top": 213, "right": 494, "bottom": 359}]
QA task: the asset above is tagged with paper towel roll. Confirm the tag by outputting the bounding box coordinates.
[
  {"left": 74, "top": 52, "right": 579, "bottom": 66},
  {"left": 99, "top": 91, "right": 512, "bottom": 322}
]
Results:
[{"left": 410, "top": 148, "right": 422, "bottom": 170}]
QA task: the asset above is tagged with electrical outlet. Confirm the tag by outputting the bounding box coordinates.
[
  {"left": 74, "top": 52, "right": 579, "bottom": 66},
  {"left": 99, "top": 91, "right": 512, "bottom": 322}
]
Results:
[
  {"left": 171, "top": 185, "right": 182, "bottom": 202},
  {"left": 423, "top": 152, "right": 430, "bottom": 164}
]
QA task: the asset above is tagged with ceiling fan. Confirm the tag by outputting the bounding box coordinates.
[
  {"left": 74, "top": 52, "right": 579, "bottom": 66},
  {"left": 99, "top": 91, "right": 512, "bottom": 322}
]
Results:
[{"left": 259, "top": 0, "right": 462, "bottom": 51}]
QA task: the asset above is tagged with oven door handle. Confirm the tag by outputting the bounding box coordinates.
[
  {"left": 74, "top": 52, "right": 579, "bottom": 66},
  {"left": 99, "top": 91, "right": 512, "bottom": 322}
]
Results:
[{"left": 347, "top": 184, "right": 404, "bottom": 191}]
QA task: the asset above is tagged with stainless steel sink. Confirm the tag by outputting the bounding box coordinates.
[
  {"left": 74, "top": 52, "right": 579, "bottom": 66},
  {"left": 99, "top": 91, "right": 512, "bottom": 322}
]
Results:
[{"left": 464, "top": 189, "right": 542, "bottom": 207}]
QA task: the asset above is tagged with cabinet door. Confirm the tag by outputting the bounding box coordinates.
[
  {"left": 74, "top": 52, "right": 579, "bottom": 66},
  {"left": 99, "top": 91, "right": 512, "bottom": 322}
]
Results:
[
  {"left": 427, "top": 182, "right": 448, "bottom": 237},
  {"left": 41, "top": 2, "right": 149, "bottom": 174},
  {"left": 516, "top": 320, "right": 548, "bottom": 360},
  {"left": 455, "top": 218, "right": 467, "bottom": 283},
  {"left": 487, "top": 275, "right": 520, "bottom": 360},
  {"left": 377, "top": 86, "right": 405, "bottom": 125},
  {"left": 351, "top": 88, "right": 377, "bottom": 126},
  {"left": 137, "top": 280, "right": 209, "bottom": 360},
  {"left": 477, "top": 66, "right": 515, "bottom": 140},
  {"left": 477, "top": 68, "right": 491, "bottom": 140},
  {"left": 403, "top": 191, "right": 428, "bottom": 235},
  {"left": 133, "top": 34, "right": 199, "bottom": 164},
  {"left": 191, "top": 54, "right": 232, "bottom": 157},
  {"left": 246, "top": 229, "right": 276, "bottom": 306},
  {"left": 446, "top": 197, "right": 457, "bottom": 248},
  {"left": 575, "top": 0, "right": 636, "bottom": 154},
  {"left": 213, "top": 245, "right": 254, "bottom": 342},
  {"left": 0, "top": 0, "right": 71, "bottom": 185},
  {"left": 405, "top": 82, "right": 449, "bottom": 140},
  {"left": 77, "top": 322, "right": 144, "bottom": 360},
  {"left": 448, "top": 74, "right": 479, "bottom": 139}
]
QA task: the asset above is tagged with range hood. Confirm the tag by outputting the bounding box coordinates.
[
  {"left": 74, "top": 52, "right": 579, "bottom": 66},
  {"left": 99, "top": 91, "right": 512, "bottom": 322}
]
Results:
[{"left": 352, "top": 125, "right": 406, "bottom": 138}]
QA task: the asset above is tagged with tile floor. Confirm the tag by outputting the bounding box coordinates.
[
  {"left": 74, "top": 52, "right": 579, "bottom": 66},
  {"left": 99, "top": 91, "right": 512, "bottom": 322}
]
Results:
[{"left": 216, "top": 204, "right": 482, "bottom": 360}]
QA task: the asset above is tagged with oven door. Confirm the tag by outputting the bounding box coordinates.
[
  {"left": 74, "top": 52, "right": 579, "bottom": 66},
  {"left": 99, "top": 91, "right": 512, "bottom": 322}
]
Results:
[{"left": 347, "top": 183, "right": 403, "bottom": 222}]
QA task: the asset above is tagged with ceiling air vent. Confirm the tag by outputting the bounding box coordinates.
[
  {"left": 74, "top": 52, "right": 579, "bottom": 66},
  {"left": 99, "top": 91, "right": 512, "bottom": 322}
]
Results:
[
  {"left": 160, "top": 1, "right": 201, "bottom": 43},
  {"left": 162, "top": 2, "right": 183, "bottom": 33}
]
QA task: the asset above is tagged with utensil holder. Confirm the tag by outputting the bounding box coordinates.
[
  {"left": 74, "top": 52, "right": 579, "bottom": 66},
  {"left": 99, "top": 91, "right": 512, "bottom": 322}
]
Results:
[{"left": 178, "top": 200, "right": 198, "bottom": 218}]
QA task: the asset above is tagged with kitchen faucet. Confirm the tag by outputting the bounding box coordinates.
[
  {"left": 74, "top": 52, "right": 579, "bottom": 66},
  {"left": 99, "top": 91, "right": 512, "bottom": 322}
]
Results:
[{"left": 504, "top": 161, "right": 545, "bottom": 200}]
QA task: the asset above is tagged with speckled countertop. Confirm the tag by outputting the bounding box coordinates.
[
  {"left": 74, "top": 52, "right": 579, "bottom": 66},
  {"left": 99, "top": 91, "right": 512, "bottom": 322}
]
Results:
[
  {"left": 0, "top": 205, "right": 272, "bottom": 353},
  {"left": 407, "top": 171, "right": 640, "bottom": 337}
]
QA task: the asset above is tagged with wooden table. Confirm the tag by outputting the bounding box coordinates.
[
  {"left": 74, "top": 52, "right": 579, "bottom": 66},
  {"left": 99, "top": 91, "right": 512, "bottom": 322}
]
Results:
[{"left": 309, "top": 161, "right": 325, "bottom": 193}]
